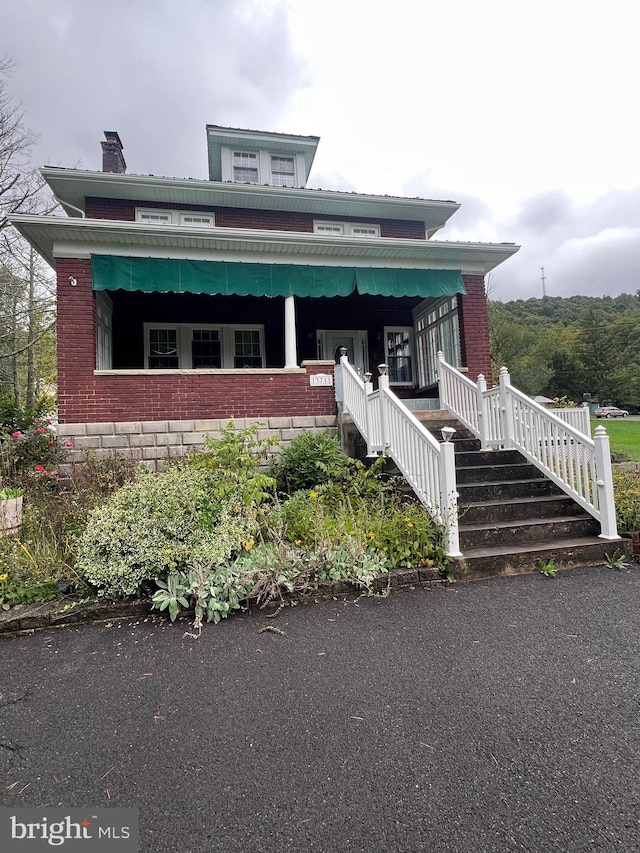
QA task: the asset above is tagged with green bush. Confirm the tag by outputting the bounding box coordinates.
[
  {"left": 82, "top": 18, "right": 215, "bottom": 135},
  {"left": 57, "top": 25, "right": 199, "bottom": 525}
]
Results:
[
  {"left": 613, "top": 468, "right": 640, "bottom": 532},
  {"left": 181, "top": 420, "right": 277, "bottom": 508},
  {"left": 76, "top": 466, "right": 255, "bottom": 598},
  {"left": 0, "top": 415, "right": 67, "bottom": 486},
  {"left": 269, "top": 430, "right": 350, "bottom": 494},
  {"left": 276, "top": 458, "right": 446, "bottom": 570}
]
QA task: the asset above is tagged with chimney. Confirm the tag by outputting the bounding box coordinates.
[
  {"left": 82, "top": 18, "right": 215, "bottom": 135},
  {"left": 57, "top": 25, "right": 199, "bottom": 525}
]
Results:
[{"left": 101, "top": 131, "right": 126, "bottom": 173}]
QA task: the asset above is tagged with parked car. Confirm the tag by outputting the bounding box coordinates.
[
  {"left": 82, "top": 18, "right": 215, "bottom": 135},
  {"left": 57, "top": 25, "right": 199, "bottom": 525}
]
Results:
[{"left": 595, "top": 406, "right": 629, "bottom": 418}]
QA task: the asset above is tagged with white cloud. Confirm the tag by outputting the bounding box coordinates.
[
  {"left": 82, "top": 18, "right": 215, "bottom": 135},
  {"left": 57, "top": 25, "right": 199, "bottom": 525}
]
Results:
[{"left": 1, "top": 0, "right": 638, "bottom": 301}]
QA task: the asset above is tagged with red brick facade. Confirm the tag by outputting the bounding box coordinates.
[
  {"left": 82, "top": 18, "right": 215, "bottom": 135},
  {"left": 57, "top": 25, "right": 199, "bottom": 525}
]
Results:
[
  {"left": 458, "top": 274, "right": 492, "bottom": 386},
  {"left": 56, "top": 257, "right": 337, "bottom": 423},
  {"left": 83, "top": 197, "right": 426, "bottom": 239}
]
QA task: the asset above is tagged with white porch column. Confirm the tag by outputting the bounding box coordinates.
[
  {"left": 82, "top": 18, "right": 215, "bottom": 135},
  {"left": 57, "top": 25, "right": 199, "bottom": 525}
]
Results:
[{"left": 284, "top": 294, "right": 298, "bottom": 368}]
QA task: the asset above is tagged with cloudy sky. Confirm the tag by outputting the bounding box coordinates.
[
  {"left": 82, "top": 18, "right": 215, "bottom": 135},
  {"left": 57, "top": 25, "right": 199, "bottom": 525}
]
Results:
[{"left": 2, "top": 0, "right": 638, "bottom": 301}]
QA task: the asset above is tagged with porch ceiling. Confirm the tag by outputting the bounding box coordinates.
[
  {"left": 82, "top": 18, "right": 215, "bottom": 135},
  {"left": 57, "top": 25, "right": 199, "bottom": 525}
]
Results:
[{"left": 8, "top": 213, "right": 520, "bottom": 275}]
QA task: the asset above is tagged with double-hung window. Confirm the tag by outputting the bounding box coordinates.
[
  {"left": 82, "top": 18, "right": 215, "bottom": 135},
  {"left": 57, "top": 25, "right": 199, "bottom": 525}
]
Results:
[
  {"left": 144, "top": 324, "right": 265, "bottom": 370},
  {"left": 233, "top": 151, "right": 259, "bottom": 183},
  {"left": 270, "top": 156, "right": 295, "bottom": 187}
]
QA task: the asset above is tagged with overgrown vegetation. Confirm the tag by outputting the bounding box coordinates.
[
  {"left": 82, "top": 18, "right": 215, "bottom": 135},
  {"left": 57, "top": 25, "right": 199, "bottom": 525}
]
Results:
[
  {"left": 3, "top": 417, "right": 638, "bottom": 626},
  {"left": 0, "top": 421, "right": 450, "bottom": 625},
  {"left": 612, "top": 468, "right": 640, "bottom": 533}
]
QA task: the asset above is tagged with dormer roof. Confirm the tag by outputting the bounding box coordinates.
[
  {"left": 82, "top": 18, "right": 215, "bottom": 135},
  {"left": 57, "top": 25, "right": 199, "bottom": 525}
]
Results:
[{"left": 206, "top": 124, "right": 320, "bottom": 184}]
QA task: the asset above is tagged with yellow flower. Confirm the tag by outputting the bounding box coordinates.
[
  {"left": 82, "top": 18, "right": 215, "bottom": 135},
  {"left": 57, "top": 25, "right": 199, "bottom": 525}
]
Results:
[
  {"left": 406, "top": 521, "right": 414, "bottom": 529},
  {"left": 0, "top": 573, "right": 8, "bottom": 583},
  {"left": 368, "top": 531, "right": 376, "bottom": 540},
  {"left": 244, "top": 538, "right": 255, "bottom": 551},
  {"left": 294, "top": 539, "right": 301, "bottom": 545},
  {"left": 309, "top": 491, "right": 318, "bottom": 500}
]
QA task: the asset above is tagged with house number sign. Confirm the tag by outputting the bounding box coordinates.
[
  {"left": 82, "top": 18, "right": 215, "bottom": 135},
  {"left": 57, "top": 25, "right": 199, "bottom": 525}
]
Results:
[{"left": 310, "top": 374, "right": 333, "bottom": 387}]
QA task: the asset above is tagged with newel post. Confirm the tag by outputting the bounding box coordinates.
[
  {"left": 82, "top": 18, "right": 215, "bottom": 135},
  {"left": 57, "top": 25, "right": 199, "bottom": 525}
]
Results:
[
  {"left": 363, "top": 371, "right": 374, "bottom": 456},
  {"left": 436, "top": 351, "right": 446, "bottom": 408},
  {"left": 476, "top": 373, "right": 489, "bottom": 450},
  {"left": 378, "top": 364, "right": 390, "bottom": 452},
  {"left": 439, "top": 426, "right": 461, "bottom": 557},
  {"left": 593, "top": 426, "right": 619, "bottom": 540},
  {"left": 498, "top": 365, "right": 514, "bottom": 449}
]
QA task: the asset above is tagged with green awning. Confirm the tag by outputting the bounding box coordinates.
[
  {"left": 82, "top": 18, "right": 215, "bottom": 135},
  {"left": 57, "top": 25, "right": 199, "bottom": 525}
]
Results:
[
  {"left": 91, "top": 255, "right": 466, "bottom": 299},
  {"left": 355, "top": 267, "right": 464, "bottom": 297}
]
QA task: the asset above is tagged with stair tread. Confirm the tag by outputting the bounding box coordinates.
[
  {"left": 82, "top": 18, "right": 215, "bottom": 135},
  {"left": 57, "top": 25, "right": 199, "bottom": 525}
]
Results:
[
  {"left": 458, "top": 477, "right": 552, "bottom": 487},
  {"left": 460, "top": 536, "right": 614, "bottom": 558},
  {"left": 459, "top": 514, "right": 593, "bottom": 533},
  {"left": 460, "top": 494, "right": 572, "bottom": 509}
]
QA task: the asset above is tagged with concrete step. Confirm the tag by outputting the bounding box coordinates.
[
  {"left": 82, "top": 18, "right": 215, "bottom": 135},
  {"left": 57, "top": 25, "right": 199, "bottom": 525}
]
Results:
[
  {"left": 459, "top": 515, "right": 600, "bottom": 549},
  {"left": 452, "top": 537, "right": 634, "bottom": 581},
  {"left": 455, "top": 449, "right": 523, "bottom": 467},
  {"left": 456, "top": 463, "right": 543, "bottom": 485},
  {"left": 460, "top": 494, "right": 582, "bottom": 525},
  {"left": 457, "top": 477, "right": 561, "bottom": 503}
]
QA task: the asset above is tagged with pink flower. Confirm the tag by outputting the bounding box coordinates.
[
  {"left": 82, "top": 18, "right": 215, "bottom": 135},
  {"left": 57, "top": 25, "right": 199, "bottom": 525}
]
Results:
[
  {"left": 48, "top": 440, "right": 54, "bottom": 446},
  {"left": 11, "top": 431, "right": 21, "bottom": 438},
  {"left": 37, "top": 427, "right": 46, "bottom": 434},
  {"left": 45, "top": 417, "right": 52, "bottom": 424},
  {"left": 34, "top": 464, "right": 45, "bottom": 472},
  {"left": 64, "top": 440, "right": 73, "bottom": 448}
]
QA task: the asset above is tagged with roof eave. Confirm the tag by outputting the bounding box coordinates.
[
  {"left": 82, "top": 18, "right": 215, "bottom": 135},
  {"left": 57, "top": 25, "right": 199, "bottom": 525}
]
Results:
[
  {"left": 8, "top": 213, "right": 519, "bottom": 275},
  {"left": 40, "top": 167, "right": 461, "bottom": 229}
]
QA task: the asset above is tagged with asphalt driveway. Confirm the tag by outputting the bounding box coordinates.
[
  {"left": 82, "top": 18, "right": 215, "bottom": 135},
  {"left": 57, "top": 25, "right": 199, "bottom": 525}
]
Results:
[{"left": 1, "top": 566, "right": 639, "bottom": 852}]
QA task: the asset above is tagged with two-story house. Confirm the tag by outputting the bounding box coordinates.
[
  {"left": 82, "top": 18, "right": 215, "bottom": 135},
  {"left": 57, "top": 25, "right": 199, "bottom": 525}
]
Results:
[{"left": 9, "top": 126, "right": 518, "bottom": 466}]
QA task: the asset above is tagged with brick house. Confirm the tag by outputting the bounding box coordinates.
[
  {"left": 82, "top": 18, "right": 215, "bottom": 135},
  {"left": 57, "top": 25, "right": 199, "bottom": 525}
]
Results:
[{"left": 9, "top": 127, "right": 518, "bottom": 466}]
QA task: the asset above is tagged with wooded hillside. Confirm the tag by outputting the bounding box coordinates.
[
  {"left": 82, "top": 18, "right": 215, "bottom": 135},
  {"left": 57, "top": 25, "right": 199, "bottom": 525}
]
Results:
[{"left": 488, "top": 293, "right": 640, "bottom": 410}]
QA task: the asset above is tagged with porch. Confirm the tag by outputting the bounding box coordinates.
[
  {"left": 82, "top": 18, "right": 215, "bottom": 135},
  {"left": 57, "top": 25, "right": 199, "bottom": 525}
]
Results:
[{"left": 57, "top": 254, "right": 490, "bottom": 425}]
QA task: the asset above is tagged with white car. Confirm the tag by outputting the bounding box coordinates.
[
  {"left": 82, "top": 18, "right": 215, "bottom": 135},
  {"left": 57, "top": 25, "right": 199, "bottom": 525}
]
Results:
[{"left": 595, "top": 406, "right": 629, "bottom": 418}]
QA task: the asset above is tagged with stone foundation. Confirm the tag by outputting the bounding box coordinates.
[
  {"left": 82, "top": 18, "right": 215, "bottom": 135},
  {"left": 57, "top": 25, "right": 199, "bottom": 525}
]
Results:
[{"left": 58, "top": 415, "right": 338, "bottom": 474}]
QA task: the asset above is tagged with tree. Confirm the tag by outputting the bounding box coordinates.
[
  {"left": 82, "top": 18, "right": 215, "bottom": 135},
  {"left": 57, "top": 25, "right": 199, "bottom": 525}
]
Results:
[{"left": 0, "top": 57, "right": 56, "bottom": 416}]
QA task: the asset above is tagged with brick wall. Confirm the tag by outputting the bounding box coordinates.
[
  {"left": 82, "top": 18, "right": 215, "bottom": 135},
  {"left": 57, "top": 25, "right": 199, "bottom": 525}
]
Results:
[
  {"left": 57, "top": 256, "right": 338, "bottom": 424},
  {"left": 458, "top": 274, "right": 492, "bottom": 386},
  {"left": 83, "top": 197, "right": 425, "bottom": 239}
]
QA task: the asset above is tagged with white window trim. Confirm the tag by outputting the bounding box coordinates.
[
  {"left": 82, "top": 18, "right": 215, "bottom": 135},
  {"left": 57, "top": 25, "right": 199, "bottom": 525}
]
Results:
[
  {"left": 144, "top": 323, "right": 265, "bottom": 370},
  {"left": 313, "top": 220, "right": 380, "bottom": 237},
  {"left": 135, "top": 208, "right": 215, "bottom": 227},
  {"left": 270, "top": 155, "right": 296, "bottom": 187},
  {"left": 384, "top": 326, "right": 414, "bottom": 387},
  {"left": 96, "top": 292, "right": 113, "bottom": 370}
]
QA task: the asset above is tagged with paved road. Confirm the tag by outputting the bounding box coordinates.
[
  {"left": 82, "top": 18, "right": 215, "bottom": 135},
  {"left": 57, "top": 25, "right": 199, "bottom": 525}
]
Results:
[{"left": 1, "top": 566, "right": 640, "bottom": 853}]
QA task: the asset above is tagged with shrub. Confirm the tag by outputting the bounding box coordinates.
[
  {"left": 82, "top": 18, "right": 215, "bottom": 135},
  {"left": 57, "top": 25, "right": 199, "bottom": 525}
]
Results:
[
  {"left": 276, "top": 459, "right": 447, "bottom": 570},
  {"left": 269, "top": 430, "right": 350, "bottom": 494},
  {"left": 613, "top": 468, "right": 640, "bottom": 532},
  {"left": 0, "top": 416, "right": 66, "bottom": 486},
  {"left": 75, "top": 466, "right": 255, "bottom": 598},
  {"left": 180, "top": 420, "right": 277, "bottom": 508}
]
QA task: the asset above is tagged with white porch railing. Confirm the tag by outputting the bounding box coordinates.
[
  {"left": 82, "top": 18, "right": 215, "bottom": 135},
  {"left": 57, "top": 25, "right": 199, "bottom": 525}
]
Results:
[
  {"left": 437, "top": 352, "right": 618, "bottom": 540},
  {"left": 339, "top": 353, "right": 461, "bottom": 557}
]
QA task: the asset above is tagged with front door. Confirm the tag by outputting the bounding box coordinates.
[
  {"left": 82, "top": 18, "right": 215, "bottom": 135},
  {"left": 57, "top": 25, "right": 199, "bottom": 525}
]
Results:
[{"left": 318, "top": 330, "right": 368, "bottom": 375}]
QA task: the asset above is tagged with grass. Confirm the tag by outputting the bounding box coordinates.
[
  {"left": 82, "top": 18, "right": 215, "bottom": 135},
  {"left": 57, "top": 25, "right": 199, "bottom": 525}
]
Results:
[{"left": 592, "top": 417, "right": 640, "bottom": 462}]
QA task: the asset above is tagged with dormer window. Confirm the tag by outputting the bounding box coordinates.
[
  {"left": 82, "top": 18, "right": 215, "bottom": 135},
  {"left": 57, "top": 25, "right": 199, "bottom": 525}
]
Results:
[
  {"left": 233, "top": 152, "right": 258, "bottom": 183},
  {"left": 271, "top": 156, "right": 295, "bottom": 187}
]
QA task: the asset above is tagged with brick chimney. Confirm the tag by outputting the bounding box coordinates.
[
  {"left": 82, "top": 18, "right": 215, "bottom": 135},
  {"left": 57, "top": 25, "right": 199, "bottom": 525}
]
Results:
[{"left": 101, "top": 131, "right": 126, "bottom": 173}]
